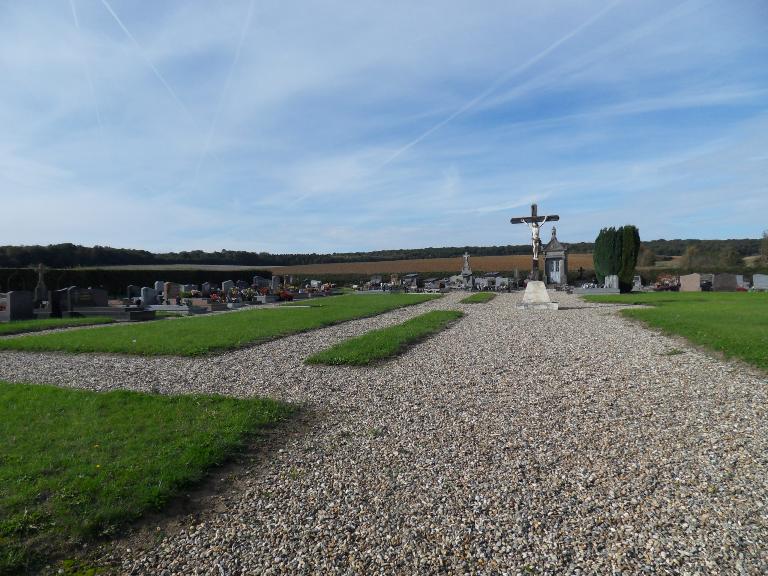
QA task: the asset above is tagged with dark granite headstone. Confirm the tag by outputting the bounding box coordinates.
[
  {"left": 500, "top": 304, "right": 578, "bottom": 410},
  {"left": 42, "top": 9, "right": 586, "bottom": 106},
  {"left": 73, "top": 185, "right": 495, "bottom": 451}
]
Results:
[
  {"left": 712, "top": 273, "right": 737, "bottom": 292},
  {"left": 0, "top": 291, "right": 34, "bottom": 321}
]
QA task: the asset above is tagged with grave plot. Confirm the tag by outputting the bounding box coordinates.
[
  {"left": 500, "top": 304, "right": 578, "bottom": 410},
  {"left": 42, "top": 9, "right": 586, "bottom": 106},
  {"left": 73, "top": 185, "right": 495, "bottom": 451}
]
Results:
[
  {"left": 585, "top": 291, "right": 768, "bottom": 372},
  {"left": 0, "top": 294, "right": 440, "bottom": 356},
  {"left": 306, "top": 309, "right": 463, "bottom": 365},
  {"left": 0, "top": 381, "right": 292, "bottom": 575}
]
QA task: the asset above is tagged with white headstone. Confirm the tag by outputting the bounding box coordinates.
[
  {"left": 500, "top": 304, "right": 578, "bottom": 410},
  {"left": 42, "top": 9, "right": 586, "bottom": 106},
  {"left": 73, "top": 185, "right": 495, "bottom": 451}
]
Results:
[
  {"left": 140, "top": 287, "right": 156, "bottom": 307},
  {"left": 154, "top": 281, "right": 164, "bottom": 293},
  {"left": 753, "top": 274, "right": 768, "bottom": 291},
  {"left": 604, "top": 275, "right": 619, "bottom": 289},
  {"left": 221, "top": 280, "right": 234, "bottom": 295}
]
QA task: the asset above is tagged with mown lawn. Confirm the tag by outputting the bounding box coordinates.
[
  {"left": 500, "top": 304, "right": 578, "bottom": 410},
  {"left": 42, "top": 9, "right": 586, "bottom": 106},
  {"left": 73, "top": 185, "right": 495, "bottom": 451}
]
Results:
[
  {"left": 0, "top": 382, "right": 292, "bottom": 575},
  {"left": 0, "top": 294, "right": 439, "bottom": 356},
  {"left": 460, "top": 292, "right": 496, "bottom": 304},
  {"left": 0, "top": 317, "right": 114, "bottom": 336},
  {"left": 584, "top": 292, "right": 768, "bottom": 371},
  {"left": 307, "top": 309, "right": 463, "bottom": 365}
]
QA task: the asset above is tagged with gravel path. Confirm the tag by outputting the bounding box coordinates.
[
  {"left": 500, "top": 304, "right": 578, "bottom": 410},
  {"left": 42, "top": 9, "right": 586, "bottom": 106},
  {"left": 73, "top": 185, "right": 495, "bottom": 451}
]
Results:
[{"left": 3, "top": 292, "right": 767, "bottom": 574}]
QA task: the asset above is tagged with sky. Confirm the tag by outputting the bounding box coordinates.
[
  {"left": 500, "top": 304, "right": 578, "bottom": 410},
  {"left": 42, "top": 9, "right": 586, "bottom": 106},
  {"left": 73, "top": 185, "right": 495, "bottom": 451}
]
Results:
[{"left": 1, "top": 0, "right": 767, "bottom": 254}]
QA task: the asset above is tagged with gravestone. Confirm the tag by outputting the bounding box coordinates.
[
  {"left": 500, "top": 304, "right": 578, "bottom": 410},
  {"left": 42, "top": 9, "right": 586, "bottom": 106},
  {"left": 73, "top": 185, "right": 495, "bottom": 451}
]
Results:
[
  {"left": 164, "top": 282, "right": 180, "bottom": 300},
  {"left": 253, "top": 275, "right": 270, "bottom": 289},
  {"left": 712, "top": 273, "right": 737, "bottom": 292},
  {"left": 752, "top": 274, "right": 768, "bottom": 291},
  {"left": 51, "top": 287, "right": 109, "bottom": 316},
  {"left": 0, "top": 291, "right": 34, "bottom": 321},
  {"left": 236, "top": 280, "right": 249, "bottom": 290},
  {"left": 633, "top": 275, "right": 643, "bottom": 291},
  {"left": 270, "top": 276, "right": 282, "bottom": 292},
  {"left": 679, "top": 273, "right": 701, "bottom": 292},
  {"left": 141, "top": 287, "right": 156, "bottom": 307},
  {"left": 34, "top": 264, "right": 48, "bottom": 305},
  {"left": 222, "top": 280, "right": 234, "bottom": 295},
  {"left": 736, "top": 275, "right": 745, "bottom": 288},
  {"left": 604, "top": 275, "right": 619, "bottom": 290},
  {"left": 154, "top": 281, "right": 165, "bottom": 293},
  {"left": 181, "top": 284, "right": 197, "bottom": 293},
  {"left": 202, "top": 282, "right": 211, "bottom": 297},
  {"left": 127, "top": 285, "right": 140, "bottom": 299},
  {"left": 72, "top": 287, "right": 108, "bottom": 307}
]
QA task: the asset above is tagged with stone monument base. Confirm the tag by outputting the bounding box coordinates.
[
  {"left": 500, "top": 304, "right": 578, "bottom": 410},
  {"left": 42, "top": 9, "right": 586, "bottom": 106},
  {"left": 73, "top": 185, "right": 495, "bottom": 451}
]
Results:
[{"left": 516, "top": 281, "right": 558, "bottom": 310}]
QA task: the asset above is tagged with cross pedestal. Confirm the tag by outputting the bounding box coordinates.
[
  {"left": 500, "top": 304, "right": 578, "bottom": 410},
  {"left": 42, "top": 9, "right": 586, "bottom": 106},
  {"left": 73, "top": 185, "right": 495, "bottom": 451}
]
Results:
[{"left": 516, "top": 281, "right": 558, "bottom": 310}]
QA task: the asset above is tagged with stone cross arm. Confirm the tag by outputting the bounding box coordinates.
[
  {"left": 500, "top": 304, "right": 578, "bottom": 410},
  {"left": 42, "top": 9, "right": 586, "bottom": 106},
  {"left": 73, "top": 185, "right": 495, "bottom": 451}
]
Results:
[
  {"left": 509, "top": 203, "right": 559, "bottom": 225},
  {"left": 510, "top": 215, "right": 560, "bottom": 224}
]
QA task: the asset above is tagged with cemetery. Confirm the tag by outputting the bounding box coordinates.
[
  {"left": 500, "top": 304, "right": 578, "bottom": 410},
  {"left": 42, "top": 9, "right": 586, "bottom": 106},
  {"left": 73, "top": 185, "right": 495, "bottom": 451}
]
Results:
[
  {"left": 4, "top": 1, "right": 768, "bottom": 571},
  {"left": 1, "top": 206, "right": 768, "bottom": 574},
  {"left": 2, "top": 207, "right": 768, "bottom": 574}
]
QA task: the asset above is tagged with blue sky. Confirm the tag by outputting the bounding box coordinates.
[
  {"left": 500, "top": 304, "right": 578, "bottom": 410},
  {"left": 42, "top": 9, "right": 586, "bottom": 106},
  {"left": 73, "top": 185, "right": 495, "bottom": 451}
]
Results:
[{"left": 1, "top": 0, "right": 767, "bottom": 253}]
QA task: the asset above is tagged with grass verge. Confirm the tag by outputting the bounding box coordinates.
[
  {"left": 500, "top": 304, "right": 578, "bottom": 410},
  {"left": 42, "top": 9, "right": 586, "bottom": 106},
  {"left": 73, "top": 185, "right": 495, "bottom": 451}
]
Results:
[
  {"left": 0, "top": 294, "right": 439, "bottom": 357},
  {"left": 0, "top": 382, "right": 292, "bottom": 575},
  {"left": 306, "top": 309, "right": 463, "bottom": 365},
  {"left": 460, "top": 292, "right": 496, "bottom": 304},
  {"left": 0, "top": 317, "right": 113, "bottom": 336},
  {"left": 584, "top": 292, "right": 768, "bottom": 371}
]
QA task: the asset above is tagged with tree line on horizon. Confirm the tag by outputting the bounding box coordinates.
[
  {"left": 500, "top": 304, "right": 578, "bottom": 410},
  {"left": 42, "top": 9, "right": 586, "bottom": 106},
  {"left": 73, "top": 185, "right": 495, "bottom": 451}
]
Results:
[{"left": 0, "top": 238, "right": 762, "bottom": 269}]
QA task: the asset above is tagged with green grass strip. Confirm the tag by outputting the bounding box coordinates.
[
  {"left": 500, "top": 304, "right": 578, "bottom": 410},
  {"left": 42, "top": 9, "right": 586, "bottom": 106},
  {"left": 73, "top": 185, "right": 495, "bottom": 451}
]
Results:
[
  {"left": 460, "top": 292, "right": 496, "bottom": 304},
  {"left": 307, "top": 309, "right": 463, "bottom": 365},
  {"left": 0, "top": 317, "right": 114, "bottom": 336},
  {"left": 0, "top": 294, "right": 439, "bottom": 357},
  {"left": 584, "top": 292, "right": 768, "bottom": 372},
  {"left": 0, "top": 381, "right": 292, "bottom": 575}
]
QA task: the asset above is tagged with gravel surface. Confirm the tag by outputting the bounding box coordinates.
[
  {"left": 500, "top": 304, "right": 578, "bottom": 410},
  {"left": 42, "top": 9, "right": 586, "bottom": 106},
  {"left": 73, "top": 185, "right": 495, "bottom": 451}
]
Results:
[{"left": 2, "top": 292, "right": 767, "bottom": 574}]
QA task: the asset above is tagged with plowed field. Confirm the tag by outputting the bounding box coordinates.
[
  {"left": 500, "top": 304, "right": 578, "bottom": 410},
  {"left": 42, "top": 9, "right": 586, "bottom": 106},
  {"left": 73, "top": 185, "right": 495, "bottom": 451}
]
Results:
[{"left": 271, "top": 254, "right": 594, "bottom": 275}]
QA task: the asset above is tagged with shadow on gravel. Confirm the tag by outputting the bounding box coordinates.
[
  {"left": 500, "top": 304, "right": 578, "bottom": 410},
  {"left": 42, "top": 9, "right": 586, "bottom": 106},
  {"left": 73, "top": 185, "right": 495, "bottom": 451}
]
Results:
[{"left": 61, "top": 406, "right": 318, "bottom": 576}]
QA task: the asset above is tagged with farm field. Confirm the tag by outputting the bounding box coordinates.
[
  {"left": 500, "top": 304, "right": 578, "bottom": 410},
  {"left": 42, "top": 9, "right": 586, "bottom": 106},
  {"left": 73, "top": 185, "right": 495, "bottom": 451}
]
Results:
[
  {"left": 270, "top": 254, "right": 596, "bottom": 275},
  {"left": 77, "top": 254, "right": 596, "bottom": 275}
]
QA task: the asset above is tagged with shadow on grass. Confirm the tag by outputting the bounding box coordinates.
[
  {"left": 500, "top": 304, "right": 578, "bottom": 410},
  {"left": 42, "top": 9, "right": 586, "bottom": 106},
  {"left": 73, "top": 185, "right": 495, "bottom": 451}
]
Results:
[
  {"left": 88, "top": 406, "right": 316, "bottom": 575},
  {"left": 0, "top": 384, "right": 311, "bottom": 576}
]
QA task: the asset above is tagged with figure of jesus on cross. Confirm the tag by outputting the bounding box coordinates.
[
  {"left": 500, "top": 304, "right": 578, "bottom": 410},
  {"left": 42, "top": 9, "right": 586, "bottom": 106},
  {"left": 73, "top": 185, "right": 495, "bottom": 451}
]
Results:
[{"left": 510, "top": 203, "right": 559, "bottom": 279}]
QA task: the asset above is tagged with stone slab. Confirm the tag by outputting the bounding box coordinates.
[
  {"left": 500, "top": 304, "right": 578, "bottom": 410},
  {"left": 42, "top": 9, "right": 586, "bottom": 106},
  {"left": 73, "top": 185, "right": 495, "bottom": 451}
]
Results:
[{"left": 573, "top": 287, "right": 620, "bottom": 295}]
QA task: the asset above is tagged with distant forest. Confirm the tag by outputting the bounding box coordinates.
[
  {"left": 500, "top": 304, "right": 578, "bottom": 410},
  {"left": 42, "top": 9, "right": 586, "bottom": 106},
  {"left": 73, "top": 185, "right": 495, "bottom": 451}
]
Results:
[{"left": 0, "top": 239, "right": 762, "bottom": 269}]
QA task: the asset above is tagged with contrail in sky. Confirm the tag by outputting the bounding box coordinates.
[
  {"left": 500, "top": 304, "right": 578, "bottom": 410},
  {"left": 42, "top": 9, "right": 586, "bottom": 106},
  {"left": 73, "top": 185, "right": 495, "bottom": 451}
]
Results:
[
  {"left": 378, "top": 0, "right": 624, "bottom": 169},
  {"left": 69, "top": 0, "right": 103, "bottom": 130},
  {"left": 194, "top": 0, "right": 257, "bottom": 182},
  {"left": 99, "top": 0, "right": 188, "bottom": 114}
]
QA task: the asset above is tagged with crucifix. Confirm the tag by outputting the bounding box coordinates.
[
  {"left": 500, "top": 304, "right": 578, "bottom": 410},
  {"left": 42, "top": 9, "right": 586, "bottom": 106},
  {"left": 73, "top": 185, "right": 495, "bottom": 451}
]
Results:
[{"left": 510, "top": 203, "right": 559, "bottom": 279}]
